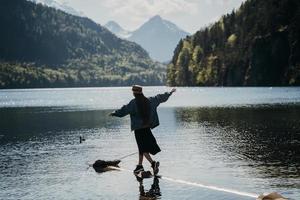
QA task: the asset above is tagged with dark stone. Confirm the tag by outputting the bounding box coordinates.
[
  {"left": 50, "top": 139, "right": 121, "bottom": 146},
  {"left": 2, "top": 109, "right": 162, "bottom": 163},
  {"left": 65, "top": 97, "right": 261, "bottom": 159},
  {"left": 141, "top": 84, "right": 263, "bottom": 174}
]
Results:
[{"left": 92, "top": 160, "right": 121, "bottom": 173}]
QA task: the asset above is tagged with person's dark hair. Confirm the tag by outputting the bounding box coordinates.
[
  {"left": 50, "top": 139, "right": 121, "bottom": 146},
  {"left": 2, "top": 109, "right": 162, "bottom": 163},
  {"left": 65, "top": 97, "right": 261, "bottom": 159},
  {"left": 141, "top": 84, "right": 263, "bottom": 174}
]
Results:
[{"left": 134, "top": 93, "right": 150, "bottom": 126}]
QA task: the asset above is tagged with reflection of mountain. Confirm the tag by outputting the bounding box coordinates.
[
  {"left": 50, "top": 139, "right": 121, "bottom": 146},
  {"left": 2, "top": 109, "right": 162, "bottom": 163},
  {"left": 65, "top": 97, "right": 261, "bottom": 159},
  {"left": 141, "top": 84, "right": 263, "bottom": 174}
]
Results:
[{"left": 175, "top": 107, "right": 300, "bottom": 178}]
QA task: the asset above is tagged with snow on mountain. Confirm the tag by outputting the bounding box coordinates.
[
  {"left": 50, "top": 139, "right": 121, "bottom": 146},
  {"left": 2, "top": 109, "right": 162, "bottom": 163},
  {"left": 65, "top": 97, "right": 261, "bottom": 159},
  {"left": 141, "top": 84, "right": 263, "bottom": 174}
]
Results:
[{"left": 29, "top": 0, "right": 85, "bottom": 17}]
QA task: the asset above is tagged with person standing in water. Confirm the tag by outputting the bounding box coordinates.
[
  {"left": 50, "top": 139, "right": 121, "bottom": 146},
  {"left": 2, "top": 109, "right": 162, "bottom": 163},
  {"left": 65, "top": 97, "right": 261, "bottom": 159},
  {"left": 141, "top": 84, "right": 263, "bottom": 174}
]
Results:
[{"left": 110, "top": 85, "right": 176, "bottom": 175}]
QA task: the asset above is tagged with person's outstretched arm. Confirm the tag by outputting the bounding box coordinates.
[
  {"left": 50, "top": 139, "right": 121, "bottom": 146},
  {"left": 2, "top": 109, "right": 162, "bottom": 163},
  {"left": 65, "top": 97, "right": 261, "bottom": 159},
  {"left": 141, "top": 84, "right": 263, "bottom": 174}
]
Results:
[
  {"left": 110, "top": 100, "right": 133, "bottom": 117},
  {"left": 151, "top": 88, "right": 176, "bottom": 107}
]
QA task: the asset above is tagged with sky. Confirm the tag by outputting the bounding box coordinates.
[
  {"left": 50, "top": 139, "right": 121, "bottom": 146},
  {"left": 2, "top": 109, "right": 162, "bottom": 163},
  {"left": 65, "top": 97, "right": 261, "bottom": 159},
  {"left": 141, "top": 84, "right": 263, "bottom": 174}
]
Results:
[{"left": 57, "top": 0, "right": 246, "bottom": 33}]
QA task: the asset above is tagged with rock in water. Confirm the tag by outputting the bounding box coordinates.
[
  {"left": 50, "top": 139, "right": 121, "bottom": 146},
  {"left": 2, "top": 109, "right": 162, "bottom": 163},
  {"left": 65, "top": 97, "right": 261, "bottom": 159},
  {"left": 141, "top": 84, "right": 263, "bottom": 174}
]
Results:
[
  {"left": 257, "top": 192, "right": 287, "bottom": 200},
  {"left": 92, "top": 160, "right": 121, "bottom": 173}
]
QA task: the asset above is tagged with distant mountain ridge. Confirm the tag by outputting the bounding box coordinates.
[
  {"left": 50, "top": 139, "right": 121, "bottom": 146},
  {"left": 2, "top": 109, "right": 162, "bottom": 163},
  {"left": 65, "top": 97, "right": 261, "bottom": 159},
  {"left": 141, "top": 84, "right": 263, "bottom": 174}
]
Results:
[
  {"left": 0, "top": 0, "right": 165, "bottom": 88},
  {"left": 129, "top": 15, "right": 190, "bottom": 62},
  {"left": 105, "top": 21, "right": 132, "bottom": 38},
  {"left": 105, "top": 16, "right": 190, "bottom": 62}
]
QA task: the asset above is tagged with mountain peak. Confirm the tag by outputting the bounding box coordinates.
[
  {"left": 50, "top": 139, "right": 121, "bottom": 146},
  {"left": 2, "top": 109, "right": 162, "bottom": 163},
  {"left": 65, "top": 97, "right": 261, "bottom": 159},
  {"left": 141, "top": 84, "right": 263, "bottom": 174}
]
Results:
[
  {"left": 150, "top": 15, "right": 162, "bottom": 21},
  {"left": 138, "top": 15, "right": 189, "bottom": 35},
  {"left": 104, "top": 21, "right": 132, "bottom": 38},
  {"left": 129, "top": 16, "right": 190, "bottom": 62},
  {"left": 105, "top": 21, "right": 123, "bottom": 31},
  {"left": 106, "top": 20, "right": 118, "bottom": 26}
]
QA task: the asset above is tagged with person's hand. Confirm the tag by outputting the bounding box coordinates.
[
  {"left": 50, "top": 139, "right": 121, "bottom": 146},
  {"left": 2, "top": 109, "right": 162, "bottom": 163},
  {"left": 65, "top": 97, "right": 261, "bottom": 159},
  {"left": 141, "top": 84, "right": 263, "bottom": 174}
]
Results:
[
  {"left": 170, "top": 88, "right": 176, "bottom": 94},
  {"left": 109, "top": 112, "right": 115, "bottom": 116}
]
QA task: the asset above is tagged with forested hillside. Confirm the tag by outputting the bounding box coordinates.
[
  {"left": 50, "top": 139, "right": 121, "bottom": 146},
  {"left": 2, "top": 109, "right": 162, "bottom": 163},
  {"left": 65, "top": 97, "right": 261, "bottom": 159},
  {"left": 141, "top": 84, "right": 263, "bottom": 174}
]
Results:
[
  {"left": 0, "top": 0, "right": 165, "bottom": 88},
  {"left": 167, "top": 0, "right": 300, "bottom": 86}
]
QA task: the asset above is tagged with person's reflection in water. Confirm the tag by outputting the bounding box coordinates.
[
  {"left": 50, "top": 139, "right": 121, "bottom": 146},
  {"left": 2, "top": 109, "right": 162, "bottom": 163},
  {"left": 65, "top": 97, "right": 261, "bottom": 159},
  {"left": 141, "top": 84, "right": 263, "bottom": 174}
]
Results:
[{"left": 136, "top": 176, "right": 161, "bottom": 199}]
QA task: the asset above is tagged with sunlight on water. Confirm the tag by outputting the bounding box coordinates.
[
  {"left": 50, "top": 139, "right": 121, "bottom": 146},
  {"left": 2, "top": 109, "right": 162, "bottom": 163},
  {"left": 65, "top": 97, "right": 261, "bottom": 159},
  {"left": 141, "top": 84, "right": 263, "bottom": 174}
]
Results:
[
  {"left": 0, "top": 87, "right": 300, "bottom": 110},
  {"left": 0, "top": 87, "right": 300, "bottom": 199}
]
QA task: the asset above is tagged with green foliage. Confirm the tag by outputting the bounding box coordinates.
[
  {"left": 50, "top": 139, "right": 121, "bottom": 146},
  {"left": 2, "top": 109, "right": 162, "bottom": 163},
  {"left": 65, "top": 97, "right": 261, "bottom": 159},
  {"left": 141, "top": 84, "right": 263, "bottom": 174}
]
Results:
[
  {"left": 196, "top": 55, "right": 218, "bottom": 86},
  {"left": 192, "top": 45, "right": 204, "bottom": 64},
  {"left": 227, "top": 34, "right": 237, "bottom": 47},
  {"left": 167, "top": 0, "right": 300, "bottom": 86},
  {"left": 0, "top": 62, "right": 166, "bottom": 88},
  {"left": 175, "top": 47, "right": 191, "bottom": 86},
  {"left": 0, "top": 0, "right": 166, "bottom": 88},
  {"left": 166, "top": 63, "right": 176, "bottom": 86}
]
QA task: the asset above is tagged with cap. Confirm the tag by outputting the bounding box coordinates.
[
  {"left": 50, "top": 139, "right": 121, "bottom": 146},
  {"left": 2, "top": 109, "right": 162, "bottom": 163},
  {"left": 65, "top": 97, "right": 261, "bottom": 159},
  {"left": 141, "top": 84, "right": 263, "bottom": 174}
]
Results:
[{"left": 132, "top": 85, "right": 143, "bottom": 94}]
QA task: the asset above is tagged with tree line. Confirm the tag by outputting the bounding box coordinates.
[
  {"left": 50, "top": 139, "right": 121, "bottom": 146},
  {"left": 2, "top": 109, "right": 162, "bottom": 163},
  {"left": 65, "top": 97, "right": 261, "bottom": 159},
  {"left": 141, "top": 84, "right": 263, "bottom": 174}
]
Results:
[
  {"left": 167, "top": 0, "right": 300, "bottom": 86},
  {"left": 0, "top": 0, "right": 165, "bottom": 88}
]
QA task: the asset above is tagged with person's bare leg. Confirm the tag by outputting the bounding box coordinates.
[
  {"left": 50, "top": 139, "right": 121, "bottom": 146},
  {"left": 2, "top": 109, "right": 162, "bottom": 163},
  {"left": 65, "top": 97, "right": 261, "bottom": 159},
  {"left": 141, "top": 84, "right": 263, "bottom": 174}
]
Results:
[
  {"left": 143, "top": 153, "right": 153, "bottom": 164},
  {"left": 138, "top": 153, "right": 143, "bottom": 165}
]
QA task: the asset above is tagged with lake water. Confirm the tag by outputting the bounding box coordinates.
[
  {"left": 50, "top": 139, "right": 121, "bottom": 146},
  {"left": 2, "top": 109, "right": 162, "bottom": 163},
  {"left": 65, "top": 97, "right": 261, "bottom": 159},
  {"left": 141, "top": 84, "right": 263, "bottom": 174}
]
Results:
[{"left": 0, "top": 87, "right": 300, "bottom": 200}]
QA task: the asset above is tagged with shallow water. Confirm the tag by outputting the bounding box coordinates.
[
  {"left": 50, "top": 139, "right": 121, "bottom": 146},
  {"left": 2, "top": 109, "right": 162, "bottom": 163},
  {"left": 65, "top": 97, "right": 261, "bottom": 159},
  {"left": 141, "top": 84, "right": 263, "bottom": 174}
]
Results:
[{"left": 0, "top": 87, "right": 300, "bottom": 200}]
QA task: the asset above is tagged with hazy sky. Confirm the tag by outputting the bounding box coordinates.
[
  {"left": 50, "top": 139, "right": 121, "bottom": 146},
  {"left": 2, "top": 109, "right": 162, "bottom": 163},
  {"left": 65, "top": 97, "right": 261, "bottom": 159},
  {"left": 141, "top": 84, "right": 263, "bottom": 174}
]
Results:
[{"left": 57, "top": 0, "right": 245, "bottom": 33}]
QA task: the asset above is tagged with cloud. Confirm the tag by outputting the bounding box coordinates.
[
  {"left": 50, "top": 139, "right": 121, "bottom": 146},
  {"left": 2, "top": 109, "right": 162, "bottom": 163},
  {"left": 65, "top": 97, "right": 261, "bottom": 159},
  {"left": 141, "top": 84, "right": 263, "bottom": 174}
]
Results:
[
  {"left": 103, "top": 0, "right": 198, "bottom": 15},
  {"left": 63, "top": 0, "right": 246, "bottom": 32},
  {"left": 99, "top": 0, "right": 198, "bottom": 29},
  {"left": 204, "top": 0, "right": 236, "bottom": 6}
]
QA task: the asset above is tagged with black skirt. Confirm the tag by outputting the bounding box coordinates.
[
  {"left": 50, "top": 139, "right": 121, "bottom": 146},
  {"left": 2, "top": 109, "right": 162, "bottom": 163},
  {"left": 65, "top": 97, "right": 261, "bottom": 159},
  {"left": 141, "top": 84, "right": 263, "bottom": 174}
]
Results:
[{"left": 134, "top": 127, "right": 161, "bottom": 155}]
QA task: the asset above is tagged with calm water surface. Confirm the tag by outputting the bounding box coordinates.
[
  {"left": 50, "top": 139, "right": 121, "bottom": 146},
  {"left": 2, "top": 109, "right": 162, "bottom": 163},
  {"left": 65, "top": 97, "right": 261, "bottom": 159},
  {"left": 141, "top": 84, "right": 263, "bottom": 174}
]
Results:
[{"left": 0, "top": 87, "right": 300, "bottom": 200}]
